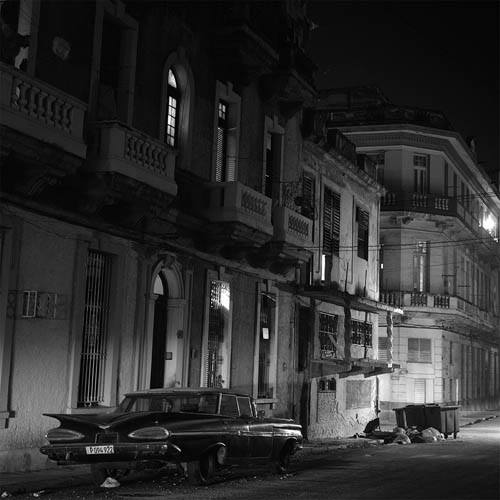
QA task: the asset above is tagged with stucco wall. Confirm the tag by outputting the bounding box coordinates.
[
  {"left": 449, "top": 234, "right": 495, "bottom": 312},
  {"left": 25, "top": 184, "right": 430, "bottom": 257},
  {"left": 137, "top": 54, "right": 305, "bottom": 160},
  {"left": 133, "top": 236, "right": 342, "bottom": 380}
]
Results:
[
  {"left": 0, "top": 210, "right": 141, "bottom": 472},
  {"left": 308, "top": 376, "right": 377, "bottom": 439}
]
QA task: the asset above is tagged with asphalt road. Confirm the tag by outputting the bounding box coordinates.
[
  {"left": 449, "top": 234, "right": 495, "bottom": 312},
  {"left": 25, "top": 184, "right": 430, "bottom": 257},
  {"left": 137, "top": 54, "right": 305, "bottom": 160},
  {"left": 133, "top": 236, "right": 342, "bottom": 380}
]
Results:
[{"left": 8, "top": 417, "right": 500, "bottom": 500}]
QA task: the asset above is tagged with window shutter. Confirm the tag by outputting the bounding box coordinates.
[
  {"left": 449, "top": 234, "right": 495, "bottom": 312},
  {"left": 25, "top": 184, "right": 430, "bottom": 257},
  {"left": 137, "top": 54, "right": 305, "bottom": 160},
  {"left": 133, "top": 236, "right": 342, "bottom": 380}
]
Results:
[
  {"left": 302, "top": 172, "right": 315, "bottom": 219},
  {"left": 332, "top": 191, "right": 340, "bottom": 255},
  {"left": 323, "top": 187, "right": 333, "bottom": 253}
]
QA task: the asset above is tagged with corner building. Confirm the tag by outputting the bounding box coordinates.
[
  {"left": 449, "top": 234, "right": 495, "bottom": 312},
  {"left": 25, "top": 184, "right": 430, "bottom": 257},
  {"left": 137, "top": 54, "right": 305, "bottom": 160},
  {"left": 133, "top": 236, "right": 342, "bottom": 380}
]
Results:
[{"left": 317, "top": 87, "right": 500, "bottom": 417}]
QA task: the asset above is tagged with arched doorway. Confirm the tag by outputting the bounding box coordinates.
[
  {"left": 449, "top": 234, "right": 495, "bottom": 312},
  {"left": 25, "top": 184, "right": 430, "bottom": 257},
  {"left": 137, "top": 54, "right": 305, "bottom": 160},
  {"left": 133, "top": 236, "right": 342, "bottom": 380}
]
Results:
[
  {"left": 150, "top": 273, "right": 168, "bottom": 388},
  {"left": 142, "top": 255, "right": 187, "bottom": 390}
]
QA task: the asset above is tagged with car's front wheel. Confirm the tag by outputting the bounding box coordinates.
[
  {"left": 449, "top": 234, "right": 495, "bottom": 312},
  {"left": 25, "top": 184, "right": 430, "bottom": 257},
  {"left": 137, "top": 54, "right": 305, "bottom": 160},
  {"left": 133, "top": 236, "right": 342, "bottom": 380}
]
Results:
[
  {"left": 187, "top": 452, "right": 215, "bottom": 485},
  {"left": 273, "top": 443, "right": 293, "bottom": 474},
  {"left": 90, "top": 464, "right": 129, "bottom": 486}
]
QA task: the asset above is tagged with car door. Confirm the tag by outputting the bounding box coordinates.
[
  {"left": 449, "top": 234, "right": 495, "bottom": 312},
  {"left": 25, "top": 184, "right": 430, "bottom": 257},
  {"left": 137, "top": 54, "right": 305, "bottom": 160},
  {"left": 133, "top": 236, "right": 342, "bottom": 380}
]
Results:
[
  {"left": 220, "top": 394, "right": 250, "bottom": 461},
  {"left": 237, "top": 396, "right": 273, "bottom": 459}
]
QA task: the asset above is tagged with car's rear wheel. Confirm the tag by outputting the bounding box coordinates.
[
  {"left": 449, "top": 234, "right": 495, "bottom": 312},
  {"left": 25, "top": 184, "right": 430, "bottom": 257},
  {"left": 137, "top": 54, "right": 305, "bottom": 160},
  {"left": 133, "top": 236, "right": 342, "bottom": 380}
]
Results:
[
  {"left": 187, "top": 452, "right": 215, "bottom": 485},
  {"left": 274, "top": 443, "right": 293, "bottom": 474},
  {"left": 90, "top": 464, "right": 129, "bottom": 486}
]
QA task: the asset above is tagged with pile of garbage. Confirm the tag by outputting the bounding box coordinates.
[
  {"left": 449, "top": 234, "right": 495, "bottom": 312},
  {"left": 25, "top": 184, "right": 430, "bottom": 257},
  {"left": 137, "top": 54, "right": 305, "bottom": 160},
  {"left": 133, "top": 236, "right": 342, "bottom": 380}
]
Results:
[
  {"left": 359, "top": 418, "right": 447, "bottom": 444},
  {"left": 390, "top": 426, "right": 445, "bottom": 444}
]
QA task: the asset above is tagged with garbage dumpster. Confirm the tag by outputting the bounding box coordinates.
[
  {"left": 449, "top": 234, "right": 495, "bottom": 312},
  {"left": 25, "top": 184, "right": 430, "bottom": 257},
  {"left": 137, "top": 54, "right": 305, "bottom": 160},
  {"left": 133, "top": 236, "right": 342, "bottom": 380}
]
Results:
[
  {"left": 393, "top": 405, "right": 427, "bottom": 428},
  {"left": 423, "top": 405, "right": 460, "bottom": 439},
  {"left": 393, "top": 407, "right": 407, "bottom": 428},
  {"left": 404, "top": 405, "right": 426, "bottom": 428}
]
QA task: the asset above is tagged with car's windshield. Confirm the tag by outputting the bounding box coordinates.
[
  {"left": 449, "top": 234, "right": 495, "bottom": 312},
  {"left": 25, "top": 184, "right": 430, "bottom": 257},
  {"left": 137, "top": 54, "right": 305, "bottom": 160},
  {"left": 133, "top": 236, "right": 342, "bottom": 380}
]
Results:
[{"left": 116, "top": 394, "right": 220, "bottom": 414}]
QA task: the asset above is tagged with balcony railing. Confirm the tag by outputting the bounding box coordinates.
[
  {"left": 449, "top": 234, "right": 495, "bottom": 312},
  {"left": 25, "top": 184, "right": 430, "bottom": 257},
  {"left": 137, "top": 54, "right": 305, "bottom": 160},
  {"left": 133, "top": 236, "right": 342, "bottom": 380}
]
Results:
[
  {"left": 87, "top": 121, "right": 177, "bottom": 196},
  {"left": 380, "top": 291, "right": 497, "bottom": 327},
  {"left": 204, "top": 181, "right": 273, "bottom": 236},
  {"left": 0, "top": 63, "right": 86, "bottom": 158},
  {"left": 381, "top": 191, "right": 499, "bottom": 254},
  {"left": 272, "top": 206, "right": 313, "bottom": 249}
]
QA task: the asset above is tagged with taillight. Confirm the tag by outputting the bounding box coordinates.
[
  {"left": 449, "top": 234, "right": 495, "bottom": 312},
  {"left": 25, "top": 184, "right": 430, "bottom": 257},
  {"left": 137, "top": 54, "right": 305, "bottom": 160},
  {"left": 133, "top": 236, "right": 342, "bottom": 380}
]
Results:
[
  {"left": 46, "top": 428, "right": 85, "bottom": 442},
  {"left": 128, "top": 426, "right": 170, "bottom": 440}
]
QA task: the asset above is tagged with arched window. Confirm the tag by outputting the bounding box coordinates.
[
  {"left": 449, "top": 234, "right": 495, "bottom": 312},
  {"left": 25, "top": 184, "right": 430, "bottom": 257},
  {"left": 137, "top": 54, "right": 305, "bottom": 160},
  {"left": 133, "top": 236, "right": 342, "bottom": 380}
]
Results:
[{"left": 165, "top": 68, "right": 179, "bottom": 147}]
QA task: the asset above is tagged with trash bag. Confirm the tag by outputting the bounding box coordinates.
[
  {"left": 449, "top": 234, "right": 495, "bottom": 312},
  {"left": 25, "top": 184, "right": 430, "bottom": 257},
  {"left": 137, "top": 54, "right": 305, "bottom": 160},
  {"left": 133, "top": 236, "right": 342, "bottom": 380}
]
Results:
[
  {"left": 421, "top": 427, "right": 440, "bottom": 439},
  {"left": 100, "top": 477, "right": 121, "bottom": 488},
  {"left": 393, "top": 427, "right": 406, "bottom": 434},
  {"left": 393, "top": 433, "right": 411, "bottom": 445},
  {"left": 363, "top": 418, "right": 380, "bottom": 434}
]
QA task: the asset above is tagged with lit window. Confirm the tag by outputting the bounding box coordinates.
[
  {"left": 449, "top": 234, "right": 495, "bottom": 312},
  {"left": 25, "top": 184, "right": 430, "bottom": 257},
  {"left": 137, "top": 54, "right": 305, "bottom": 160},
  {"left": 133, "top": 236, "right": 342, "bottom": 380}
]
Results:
[
  {"left": 205, "top": 280, "right": 231, "bottom": 388},
  {"left": 215, "top": 100, "right": 228, "bottom": 181},
  {"left": 165, "top": 69, "right": 179, "bottom": 147}
]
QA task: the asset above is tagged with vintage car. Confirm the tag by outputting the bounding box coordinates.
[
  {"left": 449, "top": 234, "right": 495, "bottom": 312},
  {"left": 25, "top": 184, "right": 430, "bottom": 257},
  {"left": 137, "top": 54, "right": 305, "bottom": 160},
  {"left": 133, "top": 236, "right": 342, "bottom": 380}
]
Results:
[{"left": 40, "top": 388, "right": 303, "bottom": 485}]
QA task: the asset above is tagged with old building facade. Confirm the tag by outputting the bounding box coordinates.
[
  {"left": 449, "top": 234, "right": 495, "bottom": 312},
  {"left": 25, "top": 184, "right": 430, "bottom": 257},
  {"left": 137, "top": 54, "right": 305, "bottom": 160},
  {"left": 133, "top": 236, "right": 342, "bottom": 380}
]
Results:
[
  {"left": 0, "top": 1, "right": 395, "bottom": 472},
  {"left": 316, "top": 87, "right": 500, "bottom": 417}
]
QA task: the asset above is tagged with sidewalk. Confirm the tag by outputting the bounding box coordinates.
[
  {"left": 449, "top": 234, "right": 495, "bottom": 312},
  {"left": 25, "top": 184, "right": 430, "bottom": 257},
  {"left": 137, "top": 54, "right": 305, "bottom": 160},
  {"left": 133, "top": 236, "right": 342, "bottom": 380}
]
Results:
[{"left": 1, "top": 409, "right": 498, "bottom": 496}]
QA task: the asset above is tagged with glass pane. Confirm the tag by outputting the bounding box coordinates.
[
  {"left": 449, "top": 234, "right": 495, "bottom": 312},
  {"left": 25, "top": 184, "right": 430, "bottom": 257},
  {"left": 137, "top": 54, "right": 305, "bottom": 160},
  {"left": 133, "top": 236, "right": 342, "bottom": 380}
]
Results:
[{"left": 168, "top": 69, "right": 177, "bottom": 88}]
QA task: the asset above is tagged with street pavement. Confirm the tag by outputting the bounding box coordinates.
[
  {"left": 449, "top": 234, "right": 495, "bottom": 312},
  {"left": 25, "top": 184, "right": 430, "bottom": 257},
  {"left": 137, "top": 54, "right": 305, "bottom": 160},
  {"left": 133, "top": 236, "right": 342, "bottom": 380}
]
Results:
[{"left": 0, "top": 409, "right": 498, "bottom": 496}]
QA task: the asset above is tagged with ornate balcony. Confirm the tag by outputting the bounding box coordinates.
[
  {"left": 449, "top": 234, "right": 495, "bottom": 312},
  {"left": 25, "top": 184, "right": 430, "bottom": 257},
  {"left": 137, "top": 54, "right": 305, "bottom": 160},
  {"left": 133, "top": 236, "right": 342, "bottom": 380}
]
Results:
[
  {"left": 272, "top": 206, "right": 312, "bottom": 247},
  {"left": 0, "top": 63, "right": 87, "bottom": 196},
  {"left": 382, "top": 192, "right": 500, "bottom": 259},
  {"left": 86, "top": 121, "right": 177, "bottom": 197},
  {"left": 380, "top": 291, "right": 498, "bottom": 332},
  {"left": 203, "top": 181, "right": 273, "bottom": 254},
  {"left": 0, "top": 63, "right": 86, "bottom": 158}
]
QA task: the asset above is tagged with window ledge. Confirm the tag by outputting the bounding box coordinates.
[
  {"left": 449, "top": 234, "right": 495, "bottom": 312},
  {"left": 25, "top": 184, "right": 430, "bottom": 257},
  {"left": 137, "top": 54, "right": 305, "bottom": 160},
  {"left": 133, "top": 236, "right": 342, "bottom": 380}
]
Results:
[{"left": 255, "top": 398, "right": 278, "bottom": 405}]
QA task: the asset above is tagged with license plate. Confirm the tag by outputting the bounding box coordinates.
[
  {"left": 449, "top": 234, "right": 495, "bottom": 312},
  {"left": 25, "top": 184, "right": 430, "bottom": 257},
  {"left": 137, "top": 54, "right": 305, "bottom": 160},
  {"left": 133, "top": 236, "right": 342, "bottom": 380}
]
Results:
[{"left": 85, "top": 445, "right": 114, "bottom": 455}]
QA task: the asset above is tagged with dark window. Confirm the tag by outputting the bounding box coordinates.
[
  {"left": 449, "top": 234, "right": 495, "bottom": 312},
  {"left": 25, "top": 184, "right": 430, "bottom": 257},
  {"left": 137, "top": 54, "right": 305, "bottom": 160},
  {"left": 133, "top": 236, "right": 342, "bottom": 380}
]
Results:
[
  {"left": 351, "top": 320, "right": 372, "bottom": 347},
  {"left": 356, "top": 207, "right": 369, "bottom": 260},
  {"left": 78, "top": 250, "right": 112, "bottom": 406},
  {"left": 302, "top": 172, "right": 315, "bottom": 220},
  {"left": 319, "top": 313, "right": 338, "bottom": 358},
  {"left": 264, "top": 131, "right": 274, "bottom": 198},
  {"left": 298, "top": 306, "right": 309, "bottom": 371},
  {"left": 408, "top": 338, "right": 432, "bottom": 363}
]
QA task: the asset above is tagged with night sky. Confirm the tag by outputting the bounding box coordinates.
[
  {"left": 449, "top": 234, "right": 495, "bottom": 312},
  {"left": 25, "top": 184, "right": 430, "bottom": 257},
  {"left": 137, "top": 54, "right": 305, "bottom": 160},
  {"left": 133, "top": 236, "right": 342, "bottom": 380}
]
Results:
[{"left": 306, "top": 0, "right": 499, "bottom": 180}]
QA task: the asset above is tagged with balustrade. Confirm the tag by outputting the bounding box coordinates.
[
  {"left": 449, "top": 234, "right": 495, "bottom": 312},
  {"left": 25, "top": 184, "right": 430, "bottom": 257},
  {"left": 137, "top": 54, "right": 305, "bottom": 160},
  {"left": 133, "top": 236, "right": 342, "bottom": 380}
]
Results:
[
  {"left": 1, "top": 63, "right": 86, "bottom": 158},
  {"left": 87, "top": 121, "right": 177, "bottom": 196}
]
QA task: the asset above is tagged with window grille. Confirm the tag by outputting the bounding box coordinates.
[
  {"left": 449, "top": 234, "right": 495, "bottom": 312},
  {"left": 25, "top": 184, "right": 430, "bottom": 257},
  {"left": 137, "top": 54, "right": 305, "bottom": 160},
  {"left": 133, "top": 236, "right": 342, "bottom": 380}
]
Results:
[
  {"left": 78, "top": 250, "right": 112, "bottom": 406},
  {"left": 206, "top": 280, "right": 230, "bottom": 388},
  {"left": 258, "top": 292, "right": 275, "bottom": 398},
  {"left": 408, "top": 338, "right": 432, "bottom": 363},
  {"left": 319, "top": 312, "right": 338, "bottom": 358},
  {"left": 351, "top": 320, "right": 372, "bottom": 347},
  {"left": 21, "top": 290, "right": 37, "bottom": 318},
  {"left": 165, "top": 69, "right": 178, "bottom": 147},
  {"left": 323, "top": 187, "right": 340, "bottom": 256},
  {"left": 356, "top": 207, "right": 369, "bottom": 260}
]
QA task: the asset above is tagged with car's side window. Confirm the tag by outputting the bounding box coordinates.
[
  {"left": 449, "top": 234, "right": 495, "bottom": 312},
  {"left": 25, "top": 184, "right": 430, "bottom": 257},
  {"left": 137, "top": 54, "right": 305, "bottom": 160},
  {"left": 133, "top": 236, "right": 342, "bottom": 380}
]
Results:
[
  {"left": 220, "top": 394, "right": 239, "bottom": 417},
  {"left": 237, "top": 396, "right": 253, "bottom": 417}
]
